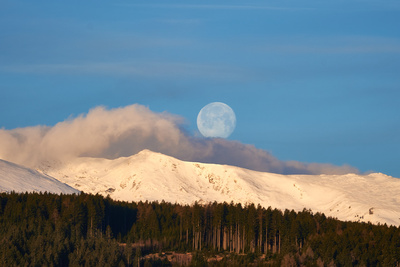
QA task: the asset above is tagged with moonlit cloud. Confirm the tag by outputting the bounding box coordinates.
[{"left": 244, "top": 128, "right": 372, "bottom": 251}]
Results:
[{"left": 0, "top": 104, "right": 358, "bottom": 175}]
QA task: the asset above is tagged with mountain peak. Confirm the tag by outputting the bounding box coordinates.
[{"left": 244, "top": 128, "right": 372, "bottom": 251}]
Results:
[
  {"left": 134, "top": 149, "right": 177, "bottom": 162},
  {"left": 137, "top": 149, "right": 156, "bottom": 155}
]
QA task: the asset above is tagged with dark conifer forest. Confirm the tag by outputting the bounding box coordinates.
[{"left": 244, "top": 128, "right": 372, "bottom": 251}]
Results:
[{"left": 1, "top": 192, "right": 400, "bottom": 266}]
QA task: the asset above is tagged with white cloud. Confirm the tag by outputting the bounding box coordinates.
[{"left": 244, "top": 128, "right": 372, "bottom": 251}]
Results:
[{"left": 0, "top": 104, "right": 358, "bottom": 175}]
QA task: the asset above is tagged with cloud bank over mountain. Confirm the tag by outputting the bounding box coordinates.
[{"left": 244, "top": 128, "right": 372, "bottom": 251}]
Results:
[{"left": 0, "top": 104, "right": 357, "bottom": 175}]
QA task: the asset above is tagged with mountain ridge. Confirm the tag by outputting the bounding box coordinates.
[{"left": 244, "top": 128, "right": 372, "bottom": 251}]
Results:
[
  {"left": 0, "top": 159, "right": 79, "bottom": 194},
  {"left": 37, "top": 149, "right": 400, "bottom": 226}
]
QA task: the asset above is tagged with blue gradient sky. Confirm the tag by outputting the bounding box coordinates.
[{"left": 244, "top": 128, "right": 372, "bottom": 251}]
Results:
[{"left": 1, "top": 1, "right": 399, "bottom": 176}]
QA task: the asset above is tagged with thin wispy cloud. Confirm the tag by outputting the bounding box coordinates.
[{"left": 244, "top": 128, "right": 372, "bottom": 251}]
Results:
[
  {"left": 156, "top": 18, "right": 203, "bottom": 25},
  {"left": 254, "top": 36, "right": 400, "bottom": 54},
  {"left": 0, "top": 62, "right": 252, "bottom": 81},
  {"left": 118, "top": 3, "right": 312, "bottom": 11}
]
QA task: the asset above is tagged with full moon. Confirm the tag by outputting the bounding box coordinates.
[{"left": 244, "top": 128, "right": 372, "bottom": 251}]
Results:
[{"left": 197, "top": 102, "right": 236, "bottom": 138}]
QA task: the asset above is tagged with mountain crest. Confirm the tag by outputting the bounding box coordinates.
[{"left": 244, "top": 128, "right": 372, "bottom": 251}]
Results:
[{"left": 36, "top": 150, "right": 400, "bottom": 226}]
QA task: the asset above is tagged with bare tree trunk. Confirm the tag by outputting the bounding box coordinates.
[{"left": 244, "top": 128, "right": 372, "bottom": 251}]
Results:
[
  {"left": 278, "top": 232, "right": 281, "bottom": 254},
  {"left": 199, "top": 230, "right": 202, "bottom": 251},
  {"left": 242, "top": 227, "right": 246, "bottom": 253},
  {"left": 213, "top": 227, "right": 216, "bottom": 250},
  {"left": 259, "top": 212, "right": 263, "bottom": 253},
  {"left": 238, "top": 224, "right": 242, "bottom": 253},
  {"left": 273, "top": 234, "right": 276, "bottom": 254},
  {"left": 219, "top": 225, "right": 221, "bottom": 250},
  {"left": 180, "top": 216, "right": 182, "bottom": 242},
  {"left": 235, "top": 224, "right": 238, "bottom": 253},
  {"left": 216, "top": 226, "right": 219, "bottom": 251},
  {"left": 90, "top": 217, "right": 93, "bottom": 238},
  {"left": 230, "top": 226, "right": 233, "bottom": 252},
  {"left": 223, "top": 227, "right": 225, "bottom": 250},
  {"left": 217, "top": 225, "right": 220, "bottom": 251},
  {"left": 195, "top": 231, "right": 197, "bottom": 250},
  {"left": 224, "top": 226, "right": 228, "bottom": 251},
  {"left": 264, "top": 223, "right": 268, "bottom": 254}
]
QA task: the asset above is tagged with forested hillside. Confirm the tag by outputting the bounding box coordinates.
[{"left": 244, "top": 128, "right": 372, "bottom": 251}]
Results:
[{"left": 1, "top": 192, "right": 400, "bottom": 266}]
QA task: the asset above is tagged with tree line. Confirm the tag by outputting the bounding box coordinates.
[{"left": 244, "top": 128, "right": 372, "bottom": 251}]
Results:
[{"left": 1, "top": 191, "right": 400, "bottom": 266}]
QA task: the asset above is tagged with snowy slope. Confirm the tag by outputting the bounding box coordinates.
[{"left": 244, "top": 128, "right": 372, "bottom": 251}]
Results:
[
  {"left": 40, "top": 150, "right": 400, "bottom": 226},
  {"left": 0, "top": 159, "right": 79, "bottom": 194}
]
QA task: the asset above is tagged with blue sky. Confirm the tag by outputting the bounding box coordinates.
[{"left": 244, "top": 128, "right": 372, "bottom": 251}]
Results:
[{"left": 1, "top": 1, "right": 399, "bottom": 176}]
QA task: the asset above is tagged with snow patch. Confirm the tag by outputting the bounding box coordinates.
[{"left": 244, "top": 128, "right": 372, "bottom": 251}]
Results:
[{"left": 0, "top": 159, "right": 79, "bottom": 194}]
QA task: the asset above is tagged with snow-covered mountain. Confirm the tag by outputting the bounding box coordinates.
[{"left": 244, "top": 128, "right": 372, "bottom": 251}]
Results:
[
  {"left": 0, "top": 159, "right": 79, "bottom": 194},
  {"left": 38, "top": 149, "right": 400, "bottom": 226}
]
